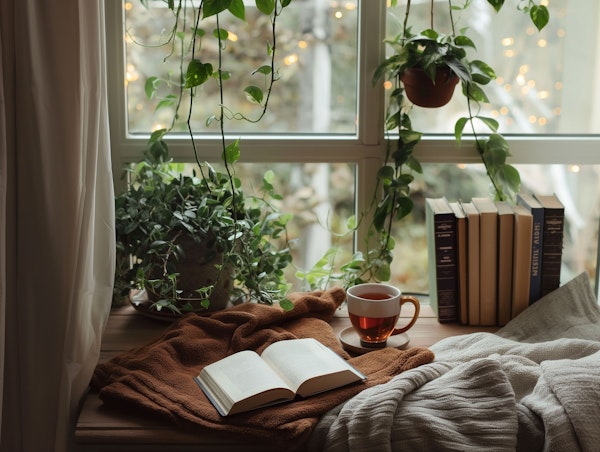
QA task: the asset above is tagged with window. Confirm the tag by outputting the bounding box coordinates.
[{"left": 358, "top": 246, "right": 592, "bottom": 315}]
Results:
[{"left": 107, "top": 0, "right": 600, "bottom": 295}]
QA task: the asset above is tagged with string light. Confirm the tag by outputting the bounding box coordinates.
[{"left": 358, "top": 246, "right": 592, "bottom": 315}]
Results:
[{"left": 284, "top": 54, "right": 298, "bottom": 66}]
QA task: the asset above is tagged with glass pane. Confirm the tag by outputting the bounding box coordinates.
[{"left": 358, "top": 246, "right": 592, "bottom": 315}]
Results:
[
  {"left": 123, "top": 0, "right": 359, "bottom": 135},
  {"left": 385, "top": 0, "right": 600, "bottom": 135},
  {"left": 391, "top": 163, "right": 600, "bottom": 294}
]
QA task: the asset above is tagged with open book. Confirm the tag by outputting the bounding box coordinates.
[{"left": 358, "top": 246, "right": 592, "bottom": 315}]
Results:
[{"left": 194, "top": 337, "right": 367, "bottom": 416}]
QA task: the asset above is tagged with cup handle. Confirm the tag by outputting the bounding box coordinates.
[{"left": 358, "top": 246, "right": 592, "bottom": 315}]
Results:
[{"left": 391, "top": 295, "right": 420, "bottom": 335}]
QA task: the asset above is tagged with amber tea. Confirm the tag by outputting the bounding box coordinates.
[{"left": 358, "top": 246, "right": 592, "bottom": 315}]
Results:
[
  {"left": 349, "top": 313, "right": 399, "bottom": 344},
  {"left": 346, "top": 283, "right": 420, "bottom": 348}
]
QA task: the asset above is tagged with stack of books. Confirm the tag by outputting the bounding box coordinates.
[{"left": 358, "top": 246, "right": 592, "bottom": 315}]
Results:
[{"left": 425, "top": 193, "right": 565, "bottom": 326}]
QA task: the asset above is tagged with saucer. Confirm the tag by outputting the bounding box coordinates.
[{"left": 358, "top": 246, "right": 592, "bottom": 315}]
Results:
[{"left": 338, "top": 326, "right": 410, "bottom": 354}]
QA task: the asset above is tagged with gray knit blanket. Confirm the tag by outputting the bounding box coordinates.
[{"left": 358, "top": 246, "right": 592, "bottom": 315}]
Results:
[{"left": 308, "top": 272, "right": 600, "bottom": 451}]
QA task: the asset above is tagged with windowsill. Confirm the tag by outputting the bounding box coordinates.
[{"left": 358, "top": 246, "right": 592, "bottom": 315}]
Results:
[{"left": 74, "top": 296, "right": 497, "bottom": 451}]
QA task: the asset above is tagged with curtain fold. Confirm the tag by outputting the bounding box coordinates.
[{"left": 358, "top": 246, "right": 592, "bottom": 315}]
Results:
[{"left": 0, "top": 1, "right": 114, "bottom": 451}]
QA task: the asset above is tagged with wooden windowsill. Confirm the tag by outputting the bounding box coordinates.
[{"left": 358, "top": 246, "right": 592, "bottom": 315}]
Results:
[{"left": 74, "top": 296, "right": 497, "bottom": 451}]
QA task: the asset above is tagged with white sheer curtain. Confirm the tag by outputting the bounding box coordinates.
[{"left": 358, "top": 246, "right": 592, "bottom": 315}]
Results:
[{"left": 0, "top": 1, "right": 114, "bottom": 451}]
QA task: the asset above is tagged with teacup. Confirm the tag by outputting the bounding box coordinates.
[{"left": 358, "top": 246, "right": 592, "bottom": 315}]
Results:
[{"left": 346, "top": 283, "right": 420, "bottom": 348}]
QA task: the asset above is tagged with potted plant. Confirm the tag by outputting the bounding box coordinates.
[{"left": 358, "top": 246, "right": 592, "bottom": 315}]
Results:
[
  {"left": 114, "top": 134, "right": 293, "bottom": 316},
  {"left": 383, "top": 29, "right": 466, "bottom": 108}
]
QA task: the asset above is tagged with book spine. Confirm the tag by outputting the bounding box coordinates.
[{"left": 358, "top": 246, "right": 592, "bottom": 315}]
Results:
[
  {"left": 539, "top": 207, "right": 564, "bottom": 296},
  {"left": 429, "top": 211, "right": 458, "bottom": 323},
  {"left": 528, "top": 207, "right": 544, "bottom": 303}
]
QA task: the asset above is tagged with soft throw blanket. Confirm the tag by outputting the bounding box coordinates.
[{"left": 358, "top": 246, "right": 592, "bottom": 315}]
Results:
[
  {"left": 308, "top": 272, "right": 600, "bottom": 451},
  {"left": 91, "top": 288, "right": 434, "bottom": 447}
]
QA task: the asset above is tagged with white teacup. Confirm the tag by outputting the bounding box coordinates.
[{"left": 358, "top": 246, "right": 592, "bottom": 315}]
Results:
[{"left": 346, "top": 283, "right": 420, "bottom": 348}]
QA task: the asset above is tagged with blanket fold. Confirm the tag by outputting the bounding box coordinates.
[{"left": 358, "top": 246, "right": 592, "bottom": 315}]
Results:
[
  {"left": 92, "top": 288, "right": 434, "bottom": 446},
  {"left": 308, "top": 272, "right": 600, "bottom": 452}
]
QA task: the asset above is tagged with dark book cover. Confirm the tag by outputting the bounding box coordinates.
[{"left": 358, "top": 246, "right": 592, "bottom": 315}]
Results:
[
  {"left": 534, "top": 194, "right": 565, "bottom": 297},
  {"left": 426, "top": 197, "right": 458, "bottom": 323},
  {"left": 517, "top": 193, "right": 544, "bottom": 304}
]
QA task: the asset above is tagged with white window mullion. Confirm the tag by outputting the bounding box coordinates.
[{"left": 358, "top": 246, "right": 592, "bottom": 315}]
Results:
[{"left": 354, "top": 0, "right": 387, "bottom": 252}]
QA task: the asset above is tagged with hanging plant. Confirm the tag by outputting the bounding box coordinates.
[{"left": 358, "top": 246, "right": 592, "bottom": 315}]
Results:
[{"left": 299, "top": 0, "right": 550, "bottom": 290}]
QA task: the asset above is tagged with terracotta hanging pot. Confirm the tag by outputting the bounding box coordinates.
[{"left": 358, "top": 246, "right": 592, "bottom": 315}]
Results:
[{"left": 400, "top": 66, "right": 459, "bottom": 108}]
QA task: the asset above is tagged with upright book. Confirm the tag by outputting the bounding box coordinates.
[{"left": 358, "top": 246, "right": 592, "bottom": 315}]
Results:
[
  {"left": 495, "top": 201, "right": 515, "bottom": 326},
  {"left": 195, "top": 338, "right": 366, "bottom": 416},
  {"left": 426, "top": 197, "right": 458, "bottom": 323},
  {"left": 449, "top": 201, "right": 468, "bottom": 325},
  {"left": 534, "top": 194, "right": 565, "bottom": 297},
  {"left": 471, "top": 197, "right": 498, "bottom": 326},
  {"left": 460, "top": 201, "right": 480, "bottom": 326},
  {"left": 511, "top": 204, "right": 533, "bottom": 318},
  {"left": 517, "top": 193, "right": 544, "bottom": 303}
]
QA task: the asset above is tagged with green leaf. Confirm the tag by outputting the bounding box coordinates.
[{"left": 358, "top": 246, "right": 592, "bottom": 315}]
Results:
[
  {"left": 497, "top": 164, "right": 521, "bottom": 194},
  {"left": 255, "top": 0, "right": 275, "bottom": 15},
  {"left": 454, "top": 117, "right": 469, "bottom": 142},
  {"left": 377, "top": 165, "right": 395, "bottom": 181},
  {"left": 482, "top": 134, "right": 510, "bottom": 166},
  {"left": 144, "top": 77, "right": 159, "bottom": 99},
  {"left": 279, "top": 298, "right": 294, "bottom": 311},
  {"left": 463, "top": 83, "right": 489, "bottom": 103},
  {"left": 373, "top": 199, "right": 391, "bottom": 231},
  {"left": 244, "top": 85, "right": 264, "bottom": 104},
  {"left": 485, "top": 0, "right": 504, "bottom": 13},
  {"left": 405, "top": 155, "right": 423, "bottom": 173},
  {"left": 203, "top": 0, "right": 231, "bottom": 18},
  {"left": 156, "top": 94, "right": 178, "bottom": 111},
  {"left": 475, "top": 115, "right": 499, "bottom": 132},
  {"left": 346, "top": 215, "right": 357, "bottom": 230},
  {"left": 228, "top": 0, "right": 246, "bottom": 21},
  {"left": 263, "top": 169, "right": 275, "bottom": 185},
  {"left": 395, "top": 196, "right": 414, "bottom": 220},
  {"left": 281, "top": 0, "right": 292, "bottom": 7},
  {"left": 399, "top": 129, "right": 422, "bottom": 144},
  {"left": 213, "top": 28, "right": 229, "bottom": 41},
  {"left": 149, "top": 128, "right": 168, "bottom": 143},
  {"left": 185, "top": 60, "right": 213, "bottom": 88},
  {"left": 223, "top": 139, "right": 241, "bottom": 164},
  {"left": 453, "top": 35, "right": 476, "bottom": 49},
  {"left": 469, "top": 60, "right": 496, "bottom": 85},
  {"left": 530, "top": 5, "right": 549, "bottom": 31},
  {"left": 149, "top": 139, "right": 169, "bottom": 162},
  {"left": 252, "top": 65, "right": 273, "bottom": 75},
  {"left": 373, "top": 262, "right": 391, "bottom": 282}
]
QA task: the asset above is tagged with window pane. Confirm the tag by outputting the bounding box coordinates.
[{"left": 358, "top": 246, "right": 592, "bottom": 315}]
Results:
[
  {"left": 386, "top": 0, "right": 600, "bottom": 134},
  {"left": 391, "top": 164, "right": 600, "bottom": 294},
  {"left": 123, "top": 0, "right": 359, "bottom": 135}
]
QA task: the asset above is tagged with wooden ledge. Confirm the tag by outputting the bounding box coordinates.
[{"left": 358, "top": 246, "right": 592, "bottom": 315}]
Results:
[{"left": 75, "top": 296, "right": 497, "bottom": 451}]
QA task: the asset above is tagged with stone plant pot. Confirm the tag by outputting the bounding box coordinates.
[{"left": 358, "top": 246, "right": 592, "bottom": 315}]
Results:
[
  {"left": 141, "top": 233, "right": 235, "bottom": 318},
  {"left": 400, "top": 67, "right": 459, "bottom": 108}
]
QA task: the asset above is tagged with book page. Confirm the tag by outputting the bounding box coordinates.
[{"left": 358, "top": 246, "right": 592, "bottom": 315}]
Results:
[
  {"left": 261, "top": 338, "right": 364, "bottom": 396},
  {"left": 201, "top": 350, "right": 293, "bottom": 403}
]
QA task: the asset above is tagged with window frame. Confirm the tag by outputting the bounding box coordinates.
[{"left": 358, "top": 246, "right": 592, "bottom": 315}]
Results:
[{"left": 105, "top": 0, "right": 600, "bottom": 297}]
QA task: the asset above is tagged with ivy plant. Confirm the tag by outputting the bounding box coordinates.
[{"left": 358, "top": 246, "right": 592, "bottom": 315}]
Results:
[{"left": 114, "top": 0, "right": 296, "bottom": 313}]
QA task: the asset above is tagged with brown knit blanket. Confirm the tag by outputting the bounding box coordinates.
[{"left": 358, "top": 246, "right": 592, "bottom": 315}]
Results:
[{"left": 91, "top": 288, "right": 434, "bottom": 446}]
